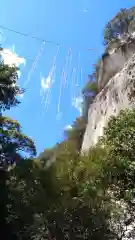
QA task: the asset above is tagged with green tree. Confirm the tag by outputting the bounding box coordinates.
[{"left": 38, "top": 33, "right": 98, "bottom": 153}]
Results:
[
  {"left": 64, "top": 116, "right": 86, "bottom": 151},
  {"left": 8, "top": 108, "right": 135, "bottom": 239},
  {"left": 99, "top": 109, "right": 135, "bottom": 238},
  {"left": 0, "top": 60, "right": 24, "bottom": 112},
  {"left": 0, "top": 119, "right": 36, "bottom": 240},
  {"left": 101, "top": 110, "right": 135, "bottom": 195},
  {"left": 42, "top": 146, "right": 115, "bottom": 239},
  {"left": 8, "top": 142, "right": 117, "bottom": 239},
  {"left": 82, "top": 71, "right": 99, "bottom": 122},
  {"left": 0, "top": 51, "right": 35, "bottom": 239},
  {"left": 104, "top": 7, "right": 135, "bottom": 46},
  {"left": 82, "top": 74, "right": 98, "bottom": 97},
  {"left": 7, "top": 159, "right": 52, "bottom": 239},
  {"left": 0, "top": 116, "right": 36, "bottom": 166}
]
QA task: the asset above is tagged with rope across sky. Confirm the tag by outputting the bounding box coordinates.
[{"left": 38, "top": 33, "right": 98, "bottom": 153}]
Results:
[
  {"left": 0, "top": 24, "right": 101, "bottom": 53},
  {"left": 0, "top": 24, "right": 102, "bottom": 117}
]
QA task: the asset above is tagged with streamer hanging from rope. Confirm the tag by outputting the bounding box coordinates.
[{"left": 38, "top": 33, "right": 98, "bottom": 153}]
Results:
[
  {"left": 63, "top": 48, "right": 72, "bottom": 88},
  {"left": 70, "top": 51, "right": 81, "bottom": 103},
  {"left": 45, "top": 66, "right": 56, "bottom": 110},
  {"left": 76, "top": 52, "right": 81, "bottom": 88},
  {"left": 80, "top": 67, "right": 83, "bottom": 94},
  {"left": 40, "top": 65, "right": 56, "bottom": 116},
  {"left": 71, "top": 67, "right": 76, "bottom": 101},
  {"left": 40, "top": 65, "right": 55, "bottom": 104},
  {"left": 56, "top": 67, "right": 65, "bottom": 120},
  {"left": 42, "top": 46, "right": 59, "bottom": 111},
  {"left": 66, "top": 48, "right": 72, "bottom": 88},
  {"left": 70, "top": 52, "right": 82, "bottom": 113},
  {"left": 24, "top": 41, "right": 45, "bottom": 86},
  {"left": 40, "top": 45, "right": 59, "bottom": 114},
  {"left": 42, "top": 65, "right": 56, "bottom": 114}
]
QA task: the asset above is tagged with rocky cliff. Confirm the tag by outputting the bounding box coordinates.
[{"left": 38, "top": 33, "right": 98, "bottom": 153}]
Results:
[
  {"left": 97, "top": 34, "right": 135, "bottom": 91},
  {"left": 82, "top": 51, "right": 135, "bottom": 152}
]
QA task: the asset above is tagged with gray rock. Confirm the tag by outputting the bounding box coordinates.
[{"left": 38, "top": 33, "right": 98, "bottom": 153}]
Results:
[{"left": 82, "top": 53, "right": 135, "bottom": 152}]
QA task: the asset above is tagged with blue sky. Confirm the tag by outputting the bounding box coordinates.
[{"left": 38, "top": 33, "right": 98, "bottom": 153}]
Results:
[{"left": 0, "top": 0, "right": 134, "bottom": 155}]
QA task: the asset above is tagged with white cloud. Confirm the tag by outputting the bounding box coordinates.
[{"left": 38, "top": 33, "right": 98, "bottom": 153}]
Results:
[
  {"left": 41, "top": 75, "right": 52, "bottom": 90},
  {"left": 64, "top": 125, "right": 72, "bottom": 131},
  {"left": 17, "top": 70, "right": 21, "bottom": 78},
  {"left": 1, "top": 48, "right": 25, "bottom": 67},
  {"left": 72, "top": 96, "right": 83, "bottom": 115},
  {"left": 40, "top": 68, "right": 55, "bottom": 91},
  {"left": 19, "top": 93, "right": 24, "bottom": 98},
  {"left": 0, "top": 48, "right": 26, "bottom": 79},
  {"left": 40, "top": 64, "right": 56, "bottom": 92}
]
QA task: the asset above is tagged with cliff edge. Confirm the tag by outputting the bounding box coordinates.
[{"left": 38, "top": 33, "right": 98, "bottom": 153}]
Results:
[{"left": 82, "top": 52, "right": 135, "bottom": 152}]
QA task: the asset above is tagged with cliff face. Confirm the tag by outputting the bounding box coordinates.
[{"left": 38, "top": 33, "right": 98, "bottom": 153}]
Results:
[
  {"left": 82, "top": 52, "right": 135, "bottom": 152},
  {"left": 98, "top": 35, "right": 135, "bottom": 91}
]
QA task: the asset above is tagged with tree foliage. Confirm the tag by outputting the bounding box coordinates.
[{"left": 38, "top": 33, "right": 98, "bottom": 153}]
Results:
[
  {"left": 104, "top": 7, "right": 135, "bottom": 46},
  {"left": 98, "top": 109, "right": 135, "bottom": 238},
  {"left": 64, "top": 116, "right": 86, "bottom": 150},
  {"left": 82, "top": 74, "right": 98, "bottom": 97},
  {"left": 7, "top": 146, "right": 115, "bottom": 239},
  {"left": 0, "top": 60, "right": 24, "bottom": 112},
  {"left": 82, "top": 73, "right": 99, "bottom": 121},
  {"left": 3, "top": 82, "right": 135, "bottom": 239},
  {"left": 0, "top": 49, "right": 36, "bottom": 239},
  {"left": 0, "top": 116, "right": 36, "bottom": 167}
]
